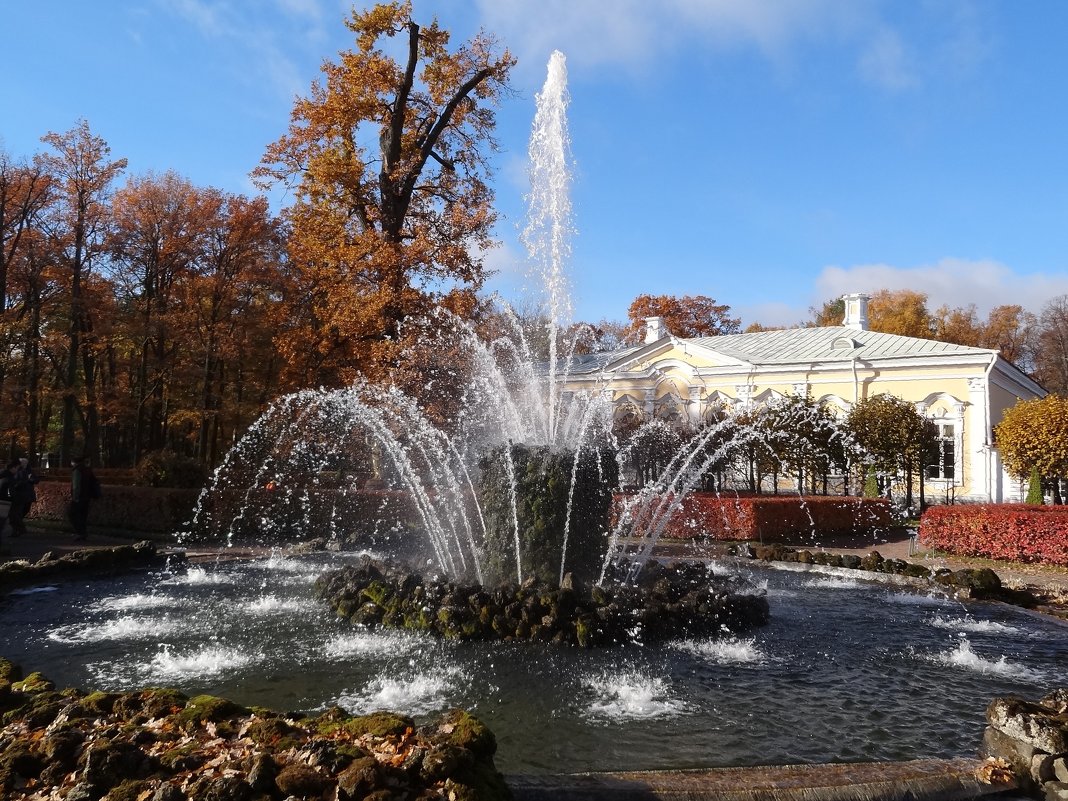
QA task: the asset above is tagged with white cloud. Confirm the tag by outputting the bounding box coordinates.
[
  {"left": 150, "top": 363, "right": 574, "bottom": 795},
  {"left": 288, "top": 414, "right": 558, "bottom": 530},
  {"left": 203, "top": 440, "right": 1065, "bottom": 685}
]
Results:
[
  {"left": 469, "top": 0, "right": 987, "bottom": 93},
  {"left": 737, "top": 300, "right": 809, "bottom": 328},
  {"left": 858, "top": 27, "right": 917, "bottom": 91},
  {"left": 163, "top": 0, "right": 322, "bottom": 102},
  {"left": 472, "top": 0, "right": 862, "bottom": 76},
  {"left": 815, "top": 258, "right": 1068, "bottom": 316}
]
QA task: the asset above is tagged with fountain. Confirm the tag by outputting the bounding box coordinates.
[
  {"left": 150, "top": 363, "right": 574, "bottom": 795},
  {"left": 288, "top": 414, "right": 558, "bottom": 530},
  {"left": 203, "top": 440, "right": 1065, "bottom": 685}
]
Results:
[
  {"left": 182, "top": 49, "right": 734, "bottom": 596},
  {"left": 1, "top": 51, "right": 1065, "bottom": 797}
]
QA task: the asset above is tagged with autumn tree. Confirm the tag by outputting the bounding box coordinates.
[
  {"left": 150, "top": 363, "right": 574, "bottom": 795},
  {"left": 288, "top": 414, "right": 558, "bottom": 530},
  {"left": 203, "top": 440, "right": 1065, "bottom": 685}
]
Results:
[
  {"left": 173, "top": 192, "right": 283, "bottom": 464},
  {"left": 808, "top": 297, "right": 844, "bottom": 328},
  {"left": 756, "top": 395, "right": 851, "bottom": 495},
  {"left": 994, "top": 395, "right": 1068, "bottom": 504},
  {"left": 931, "top": 302, "right": 1036, "bottom": 367},
  {"left": 255, "top": 1, "right": 513, "bottom": 387},
  {"left": 109, "top": 171, "right": 214, "bottom": 461},
  {"left": 37, "top": 120, "right": 127, "bottom": 463},
  {"left": 626, "top": 293, "right": 741, "bottom": 339},
  {"left": 808, "top": 290, "right": 932, "bottom": 336},
  {"left": 0, "top": 149, "right": 52, "bottom": 452},
  {"left": 866, "top": 289, "right": 933, "bottom": 338},
  {"left": 1032, "top": 296, "right": 1068, "bottom": 395},
  {"left": 846, "top": 393, "right": 936, "bottom": 511}
]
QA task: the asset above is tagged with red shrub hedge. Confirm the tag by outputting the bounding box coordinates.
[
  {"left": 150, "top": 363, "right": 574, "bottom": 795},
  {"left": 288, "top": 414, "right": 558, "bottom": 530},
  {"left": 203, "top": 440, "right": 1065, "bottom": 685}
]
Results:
[
  {"left": 919, "top": 504, "right": 1068, "bottom": 567},
  {"left": 28, "top": 480, "right": 199, "bottom": 533},
  {"left": 616, "top": 492, "right": 893, "bottom": 544}
]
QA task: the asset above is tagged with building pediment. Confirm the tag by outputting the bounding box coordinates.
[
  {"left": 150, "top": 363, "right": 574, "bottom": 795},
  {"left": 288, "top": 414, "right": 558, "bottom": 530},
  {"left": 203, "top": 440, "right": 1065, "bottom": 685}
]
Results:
[{"left": 598, "top": 337, "right": 751, "bottom": 376}]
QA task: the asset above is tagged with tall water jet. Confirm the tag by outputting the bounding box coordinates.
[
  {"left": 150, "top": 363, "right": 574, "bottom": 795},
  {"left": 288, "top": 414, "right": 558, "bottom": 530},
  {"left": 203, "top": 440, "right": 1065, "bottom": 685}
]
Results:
[{"left": 521, "top": 50, "right": 574, "bottom": 446}]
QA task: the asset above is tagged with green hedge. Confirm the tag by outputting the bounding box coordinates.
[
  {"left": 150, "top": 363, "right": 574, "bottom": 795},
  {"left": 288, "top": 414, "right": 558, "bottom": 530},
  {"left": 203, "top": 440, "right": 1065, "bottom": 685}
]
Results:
[
  {"left": 617, "top": 492, "right": 893, "bottom": 543},
  {"left": 919, "top": 504, "right": 1068, "bottom": 566}
]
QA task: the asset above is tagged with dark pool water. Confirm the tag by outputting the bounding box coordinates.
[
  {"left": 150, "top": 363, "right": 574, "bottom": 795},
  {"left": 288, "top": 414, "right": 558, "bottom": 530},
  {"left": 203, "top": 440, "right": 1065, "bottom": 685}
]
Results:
[{"left": 1, "top": 551, "right": 1065, "bottom": 774}]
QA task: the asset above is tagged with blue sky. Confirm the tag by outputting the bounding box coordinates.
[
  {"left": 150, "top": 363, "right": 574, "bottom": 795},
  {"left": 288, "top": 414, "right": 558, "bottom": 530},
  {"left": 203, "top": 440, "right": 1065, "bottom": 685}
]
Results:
[{"left": 5, "top": 1, "right": 1068, "bottom": 327}]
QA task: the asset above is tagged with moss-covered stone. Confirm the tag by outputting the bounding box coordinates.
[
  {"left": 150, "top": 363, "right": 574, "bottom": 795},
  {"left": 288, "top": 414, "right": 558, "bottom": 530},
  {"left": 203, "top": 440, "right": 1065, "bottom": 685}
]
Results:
[
  {"left": 338, "top": 755, "right": 382, "bottom": 799},
  {"left": 103, "top": 778, "right": 151, "bottom": 801},
  {"left": 0, "top": 664, "right": 508, "bottom": 801},
  {"left": 275, "top": 763, "right": 330, "bottom": 797},
  {"left": 76, "top": 690, "right": 122, "bottom": 717},
  {"left": 12, "top": 671, "right": 55, "bottom": 694},
  {"left": 245, "top": 717, "right": 305, "bottom": 750},
  {"left": 114, "top": 687, "right": 189, "bottom": 720},
  {"left": 177, "top": 694, "right": 248, "bottom": 726},
  {"left": 438, "top": 710, "right": 496, "bottom": 758},
  {"left": 322, "top": 711, "right": 414, "bottom": 739},
  {"left": 0, "top": 658, "right": 22, "bottom": 683}
]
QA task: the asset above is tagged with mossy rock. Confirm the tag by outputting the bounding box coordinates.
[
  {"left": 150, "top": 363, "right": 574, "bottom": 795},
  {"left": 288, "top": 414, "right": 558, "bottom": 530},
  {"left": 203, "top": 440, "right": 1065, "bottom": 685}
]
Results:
[
  {"left": 12, "top": 672, "right": 55, "bottom": 694},
  {"left": 859, "top": 552, "right": 884, "bottom": 571},
  {"left": 103, "top": 779, "right": 151, "bottom": 801},
  {"left": 115, "top": 688, "right": 189, "bottom": 720},
  {"left": 76, "top": 690, "right": 122, "bottom": 717},
  {"left": 275, "top": 764, "right": 330, "bottom": 798},
  {"left": 900, "top": 563, "right": 931, "bottom": 579},
  {"left": 943, "top": 568, "right": 1002, "bottom": 598},
  {"left": 325, "top": 711, "right": 414, "bottom": 739},
  {"left": 177, "top": 694, "right": 248, "bottom": 726},
  {"left": 245, "top": 717, "right": 305, "bottom": 749},
  {"left": 437, "top": 710, "right": 496, "bottom": 758},
  {"left": 0, "top": 658, "right": 23, "bottom": 683}
]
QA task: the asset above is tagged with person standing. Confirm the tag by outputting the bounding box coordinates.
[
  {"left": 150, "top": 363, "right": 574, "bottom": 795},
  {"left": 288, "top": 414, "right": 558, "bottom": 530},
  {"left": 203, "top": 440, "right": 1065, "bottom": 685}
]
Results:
[
  {"left": 6, "top": 459, "right": 35, "bottom": 538},
  {"left": 70, "top": 456, "right": 99, "bottom": 542},
  {"left": 0, "top": 461, "right": 17, "bottom": 542}
]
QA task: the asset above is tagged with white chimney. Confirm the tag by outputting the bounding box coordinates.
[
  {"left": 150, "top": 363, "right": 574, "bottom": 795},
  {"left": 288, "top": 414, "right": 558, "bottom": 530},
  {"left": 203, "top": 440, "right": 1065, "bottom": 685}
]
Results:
[
  {"left": 645, "top": 316, "right": 668, "bottom": 343},
  {"left": 841, "top": 293, "right": 870, "bottom": 331}
]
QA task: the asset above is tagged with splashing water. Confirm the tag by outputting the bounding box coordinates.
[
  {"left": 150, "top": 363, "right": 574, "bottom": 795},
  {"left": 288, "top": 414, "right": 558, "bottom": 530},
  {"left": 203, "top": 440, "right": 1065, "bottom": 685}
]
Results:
[
  {"left": 322, "top": 631, "right": 426, "bottom": 660},
  {"left": 928, "top": 615, "right": 1020, "bottom": 635},
  {"left": 672, "top": 637, "right": 768, "bottom": 664},
  {"left": 146, "top": 644, "right": 262, "bottom": 680},
  {"left": 583, "top": 670, "right": 689, "bottom": 721},
  {"left": 911, "top": 638, "right": 1043, "bottom": 682},
  {"left": 336, "top": 665, "right": 470, "bottom": 717}
]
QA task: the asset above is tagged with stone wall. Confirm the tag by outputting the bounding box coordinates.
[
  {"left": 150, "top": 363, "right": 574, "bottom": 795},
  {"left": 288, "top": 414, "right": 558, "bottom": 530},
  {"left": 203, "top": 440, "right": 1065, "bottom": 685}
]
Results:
[{"left": 982, "top": 690, "right": 1068, "bottom": 799}]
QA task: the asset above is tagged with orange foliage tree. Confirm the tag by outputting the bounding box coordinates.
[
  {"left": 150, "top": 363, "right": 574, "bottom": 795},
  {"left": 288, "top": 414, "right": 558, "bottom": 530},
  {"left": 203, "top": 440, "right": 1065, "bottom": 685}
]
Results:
[
  {"left": 626, "top": 293, "right": 741, "bottom": 339},
  {"left": 37, "top": 120, "right": 127, "bottom": 463},
  {"left": 255, "top": 1, "right": 514, "bottom": 388}
]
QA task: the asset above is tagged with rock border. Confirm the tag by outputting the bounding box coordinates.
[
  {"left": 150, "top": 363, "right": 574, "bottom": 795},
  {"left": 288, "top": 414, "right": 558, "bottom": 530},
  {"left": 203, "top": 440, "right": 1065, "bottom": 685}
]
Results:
[
  {"left": 0, "top": 658, "right": 509, "bottom": 801},
  {"left": 0, "top": 541, "right": 184, "bottom": 594},
  {"left": 982, "top": 689, "right": 1068, "bottom": 799},
  {"left": 315, "top": 557, "right": 770, "bottom": 647}
]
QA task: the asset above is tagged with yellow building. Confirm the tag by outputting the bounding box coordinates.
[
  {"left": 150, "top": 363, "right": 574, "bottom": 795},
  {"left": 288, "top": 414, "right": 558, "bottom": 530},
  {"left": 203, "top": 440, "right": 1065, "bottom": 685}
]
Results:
[{"left": 565, "top": 293, "right": 1044, "bottom": 503}]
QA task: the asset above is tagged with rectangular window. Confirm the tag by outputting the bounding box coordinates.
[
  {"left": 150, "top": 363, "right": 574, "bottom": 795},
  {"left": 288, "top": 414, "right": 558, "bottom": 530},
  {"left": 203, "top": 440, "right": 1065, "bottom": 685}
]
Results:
[{"left": 927, "top": 423, "right": 955, "bottom": 480}]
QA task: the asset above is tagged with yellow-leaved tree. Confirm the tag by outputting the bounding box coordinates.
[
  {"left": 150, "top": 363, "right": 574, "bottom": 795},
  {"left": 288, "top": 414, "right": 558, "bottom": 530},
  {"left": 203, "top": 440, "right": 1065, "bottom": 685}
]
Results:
[
  {"left": 254, "top": 1, "right": 513, "bottom": 388},
  {"left": 995, "top": 395, "right": 1068, "bottom": 503}
]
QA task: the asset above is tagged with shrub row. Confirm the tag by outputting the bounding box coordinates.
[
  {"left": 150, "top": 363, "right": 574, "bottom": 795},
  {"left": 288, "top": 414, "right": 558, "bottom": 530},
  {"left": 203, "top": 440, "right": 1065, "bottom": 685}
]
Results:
[
  {"left": 919, "top": 504, "right": 1068, "bottom": 567},
  {"left": 27, "top": 481, "right": 199, "bottom": 534},
  {"left": 618, "top": 493, "right": 893, "bottom": 544}
]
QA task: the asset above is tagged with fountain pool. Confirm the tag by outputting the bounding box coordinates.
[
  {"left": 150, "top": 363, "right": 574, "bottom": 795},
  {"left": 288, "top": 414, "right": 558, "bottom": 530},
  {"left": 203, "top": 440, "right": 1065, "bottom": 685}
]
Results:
[{"left": 2, "top": 553, "right": 1064, "bottom": 774}]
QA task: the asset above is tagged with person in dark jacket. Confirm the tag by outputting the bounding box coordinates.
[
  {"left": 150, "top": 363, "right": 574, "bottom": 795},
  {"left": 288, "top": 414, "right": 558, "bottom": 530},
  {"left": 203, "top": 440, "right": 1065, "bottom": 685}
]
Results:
[
  {"left": 0, "top": 460, "right": 17, "bottom": 541},
  {"left": 6, "top": 458, "right": 36, "bottom": 538},
  {"left": 70, "top": 456, "right": 99, "bottom": 542}
]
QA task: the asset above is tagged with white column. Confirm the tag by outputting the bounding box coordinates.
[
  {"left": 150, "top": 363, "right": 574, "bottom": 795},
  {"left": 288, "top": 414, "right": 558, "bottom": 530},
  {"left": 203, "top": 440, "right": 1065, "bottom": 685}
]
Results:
[
  {"left": 965, "top": 378, "right": 989, "bottom": 500},
  {"left": 688, "top": 386, "right": 702, "bottom": 427}
]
